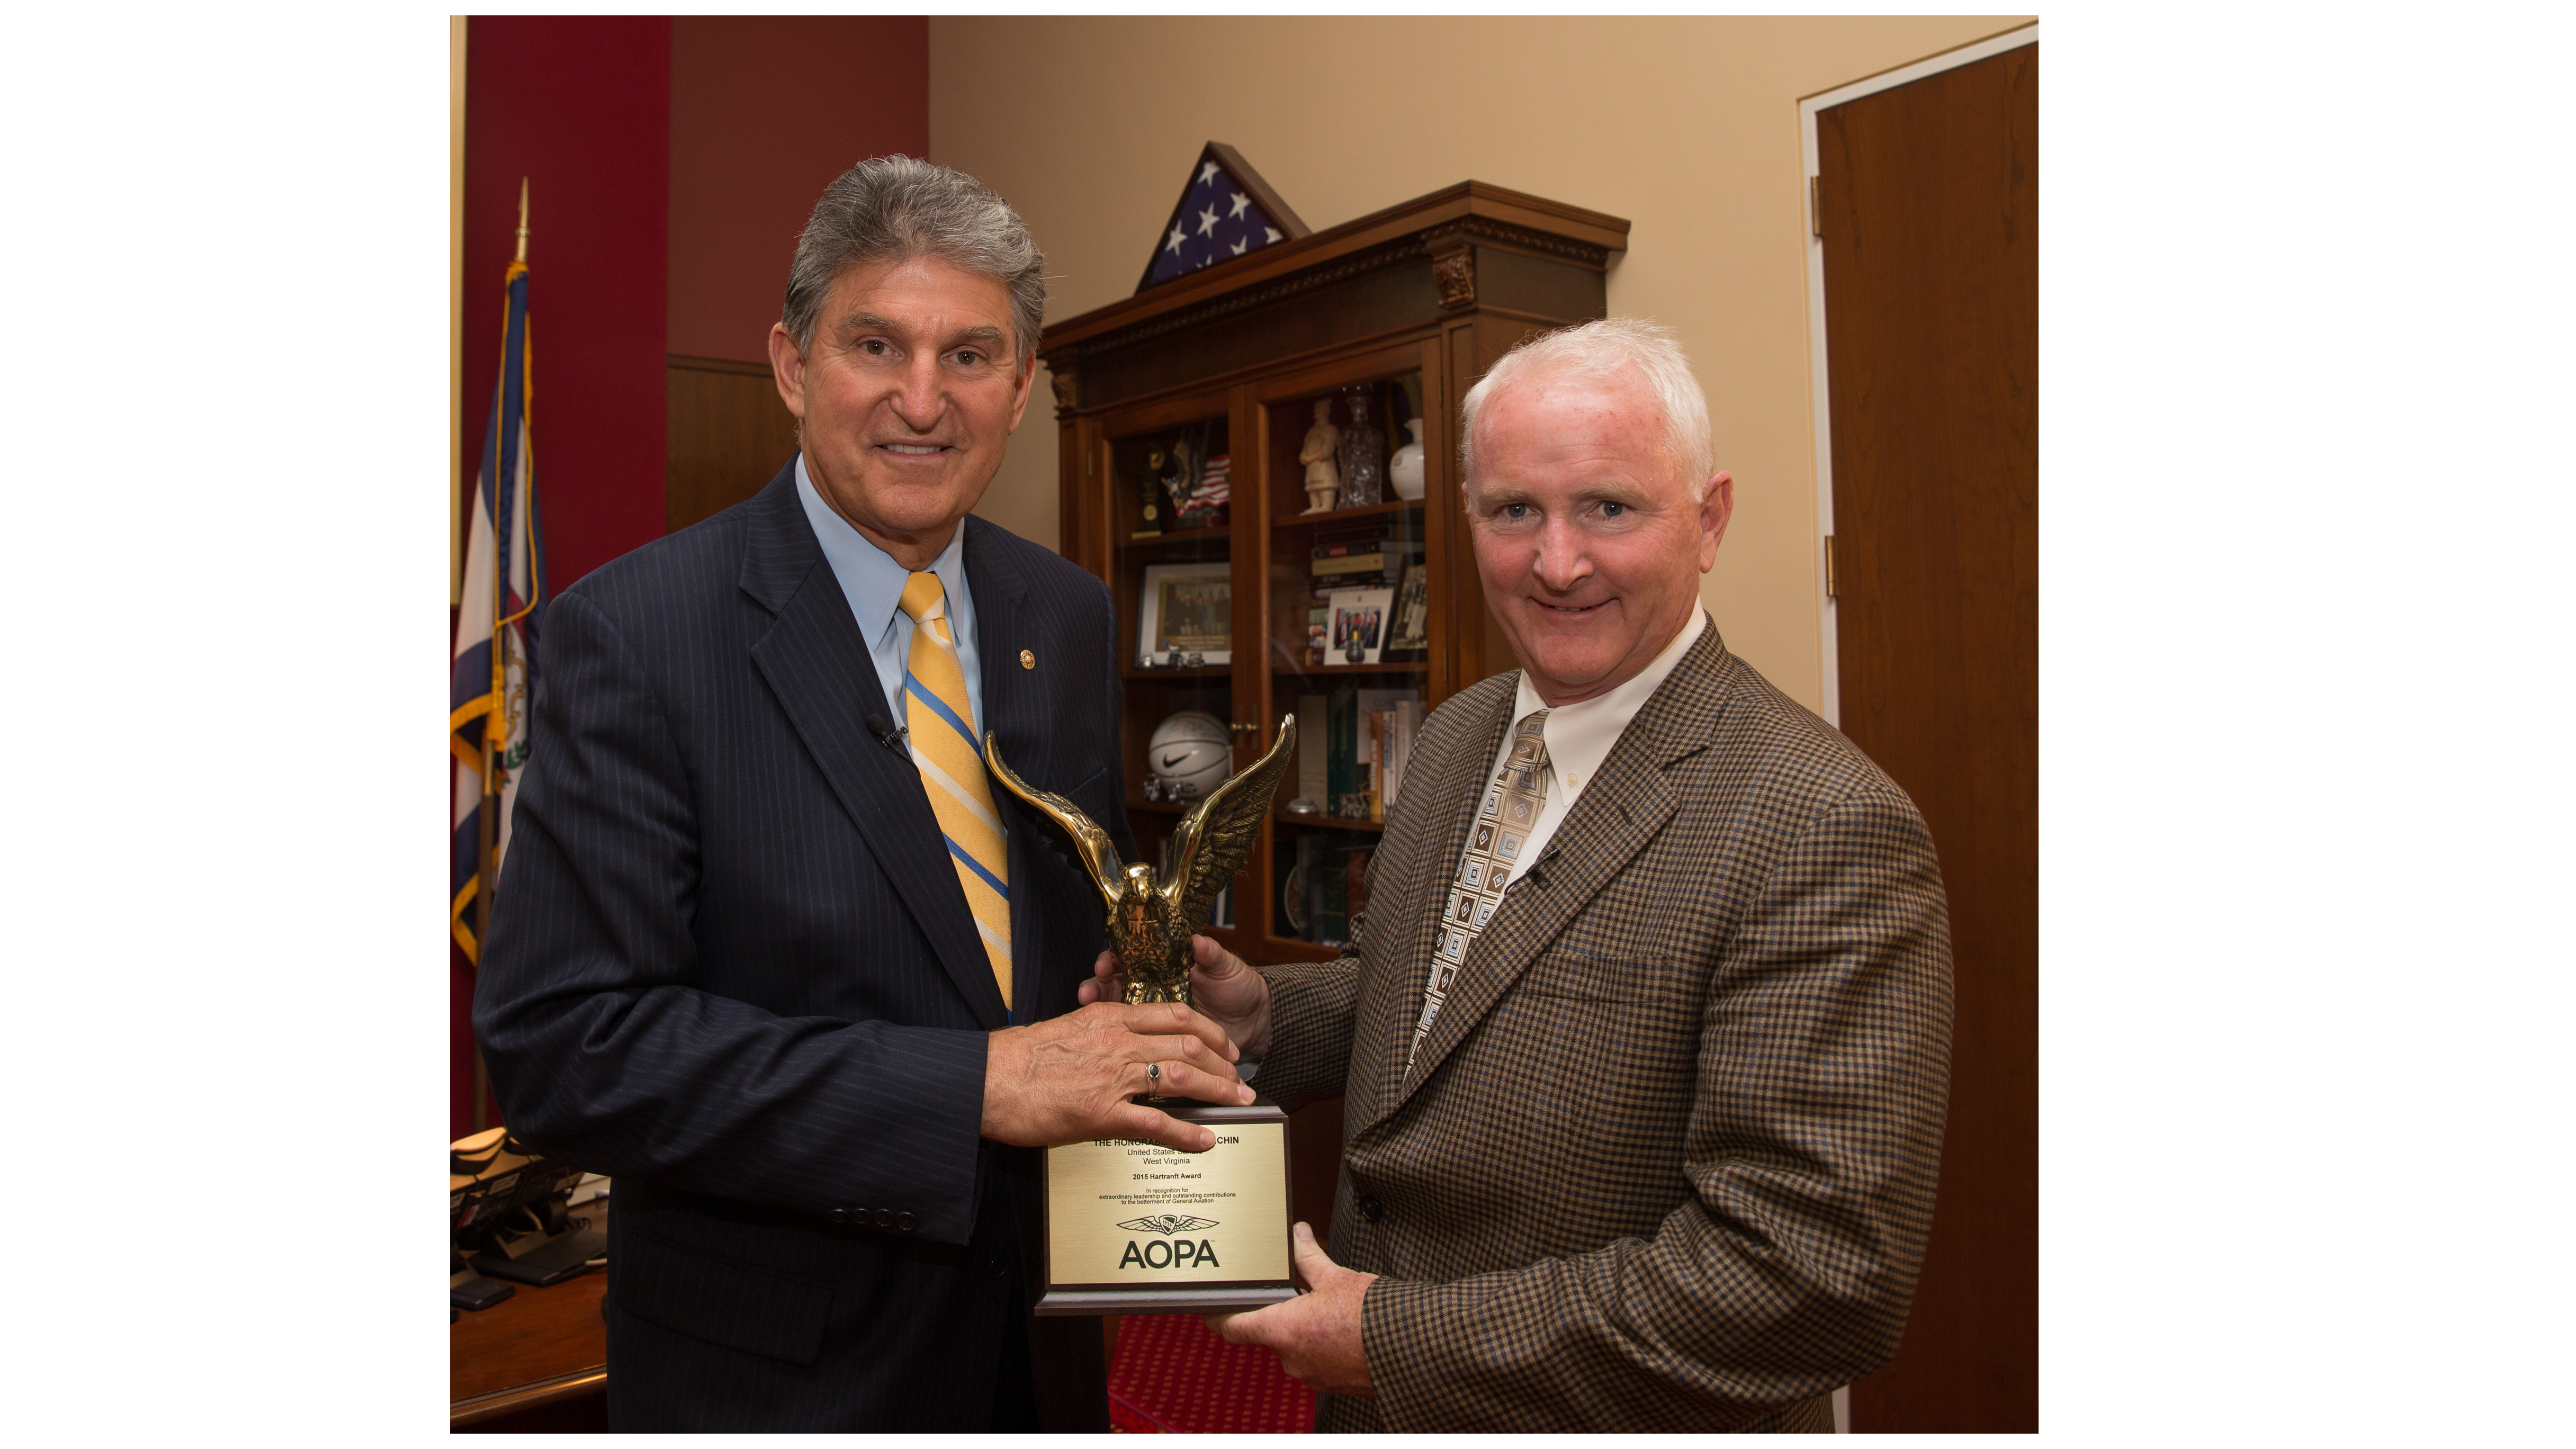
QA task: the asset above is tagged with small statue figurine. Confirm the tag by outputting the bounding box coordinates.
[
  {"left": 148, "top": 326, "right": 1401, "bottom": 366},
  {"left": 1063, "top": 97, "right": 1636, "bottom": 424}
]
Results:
[{"left": 1299, "top": 399, "right": 1341, "bottom": 515}]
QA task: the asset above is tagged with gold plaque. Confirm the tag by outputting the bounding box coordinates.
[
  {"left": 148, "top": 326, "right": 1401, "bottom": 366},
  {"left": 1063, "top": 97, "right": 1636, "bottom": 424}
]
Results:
[{"left": 1035, "top": 1104, "right": 1297, "bottom": 1315}]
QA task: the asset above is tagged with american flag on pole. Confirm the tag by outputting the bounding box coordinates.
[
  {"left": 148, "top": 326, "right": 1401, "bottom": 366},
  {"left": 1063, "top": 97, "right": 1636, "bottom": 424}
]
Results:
[
  {"left": 1138, "top": 142, "right": 1307, "bottom": 291},
  {"left": 451, "top": 235, "right": 546, "bottom": 964}
]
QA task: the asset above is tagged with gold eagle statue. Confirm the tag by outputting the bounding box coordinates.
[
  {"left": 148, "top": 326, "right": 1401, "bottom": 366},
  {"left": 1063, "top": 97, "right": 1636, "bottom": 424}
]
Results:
[{"left": 984, "top": 716, "right": 1297, "bottom": 1007}]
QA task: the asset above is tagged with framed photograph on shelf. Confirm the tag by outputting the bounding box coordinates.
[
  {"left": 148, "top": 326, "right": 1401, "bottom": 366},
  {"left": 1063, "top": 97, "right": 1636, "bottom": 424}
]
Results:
[
  {"left": 1136, "top": 562, "right": 1233, "bottom": 667},
  {"left": 1386, "top": 563, "right": 1430, "bottom": 655},
  {"left": 1326, "top": 586, "right": 1394, "bottom": 666}
]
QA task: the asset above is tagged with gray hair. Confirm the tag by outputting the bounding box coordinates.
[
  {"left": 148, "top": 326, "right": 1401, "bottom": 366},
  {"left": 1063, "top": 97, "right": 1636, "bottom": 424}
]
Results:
[
  {"left": 1459, "top": 317, "right": 1717, "bottom": 502},
  {"left": 780, "top": 155, "right": 1046, "bottom": 364}
]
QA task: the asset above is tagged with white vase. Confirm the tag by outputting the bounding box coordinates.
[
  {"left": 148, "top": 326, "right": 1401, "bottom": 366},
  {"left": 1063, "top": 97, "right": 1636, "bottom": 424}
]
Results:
[{"left": 1389, "top": 419, "right": 1426, "bottom": 500}]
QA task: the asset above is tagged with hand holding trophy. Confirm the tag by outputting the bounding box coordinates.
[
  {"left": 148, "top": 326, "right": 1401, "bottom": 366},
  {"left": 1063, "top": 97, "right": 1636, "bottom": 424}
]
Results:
[{"left": 983, "top": 717, "right": 1304, "bottom": 1315}]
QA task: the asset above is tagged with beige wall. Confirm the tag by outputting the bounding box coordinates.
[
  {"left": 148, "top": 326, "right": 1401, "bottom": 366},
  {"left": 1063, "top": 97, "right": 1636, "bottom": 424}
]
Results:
[{"left": 933, "top": 15, "right": 2026, "bottom": 710}]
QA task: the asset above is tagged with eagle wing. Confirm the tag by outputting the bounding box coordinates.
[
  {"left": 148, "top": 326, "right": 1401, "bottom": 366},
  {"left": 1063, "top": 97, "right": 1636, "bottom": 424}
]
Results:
[
  {"left": 982, "top": 731, "right": 1126, "bottom": 905},
  {"left": 1164, "top": 715, "right": 1298, "bottom": 935}
]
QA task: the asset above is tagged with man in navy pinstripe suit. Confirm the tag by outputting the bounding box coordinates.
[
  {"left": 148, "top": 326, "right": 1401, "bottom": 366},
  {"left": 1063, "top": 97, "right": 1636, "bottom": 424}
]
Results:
[{"left": 474, "top": 158, "right": 1252, "bottom": 1432}]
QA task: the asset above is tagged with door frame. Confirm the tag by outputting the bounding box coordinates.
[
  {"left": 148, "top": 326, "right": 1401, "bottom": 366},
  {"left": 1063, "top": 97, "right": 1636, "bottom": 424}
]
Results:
[{"left": 1800, "top": 22, "right": 2037, "bottom": 729}]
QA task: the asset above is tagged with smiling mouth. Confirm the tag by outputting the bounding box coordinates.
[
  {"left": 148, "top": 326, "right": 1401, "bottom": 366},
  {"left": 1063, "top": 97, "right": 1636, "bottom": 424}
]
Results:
[
  {"left": 878, "top": 442, "right": 953, "bottom": 457},
  {"left": 1532, "top": 598, "right": 1612, "bottom": 616}
]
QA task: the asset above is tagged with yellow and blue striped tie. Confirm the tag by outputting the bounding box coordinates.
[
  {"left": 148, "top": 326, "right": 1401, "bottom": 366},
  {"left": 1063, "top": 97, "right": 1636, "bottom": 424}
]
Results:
[{"left": 897, "top": 571, "right": 1012, "bottom": 1009}]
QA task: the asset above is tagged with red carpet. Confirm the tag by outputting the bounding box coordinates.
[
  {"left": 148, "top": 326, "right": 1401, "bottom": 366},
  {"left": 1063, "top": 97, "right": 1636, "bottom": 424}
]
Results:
[{"left": 1107, "top": 1312, "right": 1315, "bottom": 1433}]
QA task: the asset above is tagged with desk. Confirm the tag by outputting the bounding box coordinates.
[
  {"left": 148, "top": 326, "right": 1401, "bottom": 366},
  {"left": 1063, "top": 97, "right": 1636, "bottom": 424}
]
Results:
[
  {"left": 450, "top": 1202, "right": 609, "bottom": 1431},
  {"left": 446, "top": 1196, "right": 1155, "bottom": 1430}
]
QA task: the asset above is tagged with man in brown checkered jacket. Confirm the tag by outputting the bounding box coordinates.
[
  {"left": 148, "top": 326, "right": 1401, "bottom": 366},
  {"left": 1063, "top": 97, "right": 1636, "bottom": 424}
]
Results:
[{"left": 1087, "top": 318, "right": 1954, "bottom": 1432}]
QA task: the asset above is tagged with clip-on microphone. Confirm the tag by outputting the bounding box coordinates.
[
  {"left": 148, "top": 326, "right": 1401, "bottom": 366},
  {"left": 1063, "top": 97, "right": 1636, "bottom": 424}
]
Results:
[
  {"left": 864, "top": 713, "right": 909, "bottom": 755},
  {"left": 1520, "top": 842, "right": 1563, "bottom": 889}
]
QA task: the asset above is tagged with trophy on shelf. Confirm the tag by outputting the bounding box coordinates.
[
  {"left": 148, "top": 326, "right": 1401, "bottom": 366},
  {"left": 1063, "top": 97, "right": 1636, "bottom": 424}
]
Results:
[
  {"left": 1135, "top": 446, "right": 1168, "bottom": 537},
  {"left": 983, "top": 718, "right": 1302, "bottom": 1314}
]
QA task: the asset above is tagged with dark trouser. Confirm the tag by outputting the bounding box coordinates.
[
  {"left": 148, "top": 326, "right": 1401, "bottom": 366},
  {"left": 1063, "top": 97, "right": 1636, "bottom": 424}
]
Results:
[{"left": 602, "top": 1162, "right": 1104, "bottom": 1432}]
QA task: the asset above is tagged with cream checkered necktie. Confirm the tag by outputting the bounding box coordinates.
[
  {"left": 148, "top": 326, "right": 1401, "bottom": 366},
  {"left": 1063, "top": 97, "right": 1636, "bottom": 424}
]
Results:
[
  {"left": 1408, "top": 708, "right": 1550, "bottom": 1072},
  {"left": 897, "top": 571, "right": 1013, "bottom": 1010}
]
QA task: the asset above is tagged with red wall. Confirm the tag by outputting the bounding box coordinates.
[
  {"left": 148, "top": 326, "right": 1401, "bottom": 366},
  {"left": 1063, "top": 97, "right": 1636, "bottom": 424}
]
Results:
[
  {"left": 668, "top": 17, "right": 930, "bottom": 363},
  {"left": 453, "top": 18, "right": 933, "bottom": 1138},
  {"left": 456, "top": 15, "right": 672, "bottom": 1138},
  {"left": 461, "top": 15, "right": 671, "bottom": 597}
]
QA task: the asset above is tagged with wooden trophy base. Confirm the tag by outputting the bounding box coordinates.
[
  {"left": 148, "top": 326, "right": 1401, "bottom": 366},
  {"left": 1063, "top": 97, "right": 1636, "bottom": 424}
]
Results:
[{"left": 1035, "top": 1104, "right": 1298, "bottom": 1316}]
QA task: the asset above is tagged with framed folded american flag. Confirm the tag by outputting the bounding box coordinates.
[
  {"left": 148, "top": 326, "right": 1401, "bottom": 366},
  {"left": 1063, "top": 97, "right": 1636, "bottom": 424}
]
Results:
[{"left": 1137, "top": 141, "right": 1311, "bottom": 292}]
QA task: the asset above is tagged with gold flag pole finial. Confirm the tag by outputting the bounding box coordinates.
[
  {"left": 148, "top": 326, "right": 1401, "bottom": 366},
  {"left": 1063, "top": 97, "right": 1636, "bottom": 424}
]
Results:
[{"left": 514, "top": 176, "right": 529, "bottom": 264}]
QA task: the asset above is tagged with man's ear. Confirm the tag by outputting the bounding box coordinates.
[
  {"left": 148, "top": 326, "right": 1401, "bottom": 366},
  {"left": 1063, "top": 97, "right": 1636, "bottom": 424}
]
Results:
[
  {"left": 1699, "top": 471, "right": 1735, "bottom": 571},
  {"left": 768, "top": 323, "right": 808, "bottom": 422},
  {"left": 1006, "top": 350, "right": 1038, "bottom": 433}
]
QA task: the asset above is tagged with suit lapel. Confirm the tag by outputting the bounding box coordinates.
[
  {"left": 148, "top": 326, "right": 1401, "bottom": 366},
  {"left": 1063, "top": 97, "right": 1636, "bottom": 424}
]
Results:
[
  {"left": 741, "top": 466, "right": 1011, "bottom": 1029},
  {"left": 1358, "top": 627, "right": 1733, "bottom": 1130},
  {"left": 1346, "top": 681, "right": 1516, "bottom": 1138},
  {"left": 964, "top": 519, "right": 1049, "bottom": 1022}
]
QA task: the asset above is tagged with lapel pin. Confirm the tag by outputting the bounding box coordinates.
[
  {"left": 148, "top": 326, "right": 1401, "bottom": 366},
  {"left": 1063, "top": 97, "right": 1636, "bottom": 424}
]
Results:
[{"left": 1019, "top": 649, "right": 1036, "bottom": 670}]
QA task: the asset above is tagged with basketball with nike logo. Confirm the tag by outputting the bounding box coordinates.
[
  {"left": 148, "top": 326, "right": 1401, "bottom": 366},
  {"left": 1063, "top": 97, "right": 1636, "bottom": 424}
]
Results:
[{"left": 1146, "top": 710, "right": 1232, "bottom": 800}]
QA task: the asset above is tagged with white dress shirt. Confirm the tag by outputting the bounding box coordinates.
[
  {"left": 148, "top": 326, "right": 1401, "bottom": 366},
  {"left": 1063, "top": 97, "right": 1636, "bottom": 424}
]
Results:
[{"left": 1488, "top": 606, "right": 1709, "bottom": 883}]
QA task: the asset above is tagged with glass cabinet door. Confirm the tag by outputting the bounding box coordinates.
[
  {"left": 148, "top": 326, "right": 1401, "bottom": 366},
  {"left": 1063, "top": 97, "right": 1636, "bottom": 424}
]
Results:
[
  {"left": 1092, "top": 343, "right": 1455, "bottom": 967},
  {"left": 1100, "top": 396, "right": 1243, "bottom": 935},
  {"left": 1250, "top": 357, "right": 1436, "bottom": 961}
]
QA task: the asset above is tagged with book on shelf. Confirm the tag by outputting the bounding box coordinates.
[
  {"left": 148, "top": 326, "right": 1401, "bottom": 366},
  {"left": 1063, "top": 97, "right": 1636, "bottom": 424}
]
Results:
[
  {"left": 1309, "top": 535, "right": 1421, "bottom": 585},
  {"left": 1296, "top": 694, "right": 1328, "bottom": 806},
  {"left": 1326, "top": 686, "right": 1356, "bottom": 817},
  {"left": 1311, "top": 536, "right": 1416, "bottom": 557},
  {"left": 1310, "top": 552, "right": 1412, "bottom": 580},
  {"left": 1311, "top": 519, "right": 1418, "bottom": 552},
  {"left": 1325, "top": 685, "right": 1422, "bottom": 821}
]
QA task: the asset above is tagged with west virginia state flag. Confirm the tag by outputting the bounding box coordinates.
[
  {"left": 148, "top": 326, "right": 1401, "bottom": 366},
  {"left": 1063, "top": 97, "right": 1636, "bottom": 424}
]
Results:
[{"left": 451, "top": 254, "right": 546, "bottom": 962}]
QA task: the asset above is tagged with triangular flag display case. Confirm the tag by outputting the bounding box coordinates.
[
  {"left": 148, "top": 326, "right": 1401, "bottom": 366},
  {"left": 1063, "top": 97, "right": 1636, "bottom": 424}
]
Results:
[
  {"left": 1138, "top": 142, "right": 1311, "bottom": 293},
  {"left": 1044, "top": 180, "right": 1630, "bottom": 970}
]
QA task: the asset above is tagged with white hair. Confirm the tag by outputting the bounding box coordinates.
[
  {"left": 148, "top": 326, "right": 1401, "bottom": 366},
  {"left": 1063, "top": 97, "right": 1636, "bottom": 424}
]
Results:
[{"left": 1458, "top": 317, "right": 1716, "bottom": 502}]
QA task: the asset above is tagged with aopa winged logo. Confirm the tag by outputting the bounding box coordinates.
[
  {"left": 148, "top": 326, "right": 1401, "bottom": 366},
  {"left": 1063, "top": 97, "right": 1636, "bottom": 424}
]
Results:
[{"left": 1118, "top": 1214, "right": 1219, "bottom": 1236}]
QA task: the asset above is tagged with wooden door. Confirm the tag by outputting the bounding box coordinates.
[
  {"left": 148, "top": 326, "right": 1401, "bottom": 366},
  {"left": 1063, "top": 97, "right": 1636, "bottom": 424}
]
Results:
[{"left": 1816, "top": 42, "right": 2038, "bottom": 1433}]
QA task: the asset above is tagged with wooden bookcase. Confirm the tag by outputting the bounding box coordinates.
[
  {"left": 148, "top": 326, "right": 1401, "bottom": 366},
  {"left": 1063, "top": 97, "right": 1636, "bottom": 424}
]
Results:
[{"left": 1040, "top": 181, "right": 1628, "bottom": 965}]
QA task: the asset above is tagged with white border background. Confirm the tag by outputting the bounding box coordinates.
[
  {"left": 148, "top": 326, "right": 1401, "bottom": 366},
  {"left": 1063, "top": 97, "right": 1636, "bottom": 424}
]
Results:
[{"left": 2, "top": 4, "right": 2562, "bottom": 1440}]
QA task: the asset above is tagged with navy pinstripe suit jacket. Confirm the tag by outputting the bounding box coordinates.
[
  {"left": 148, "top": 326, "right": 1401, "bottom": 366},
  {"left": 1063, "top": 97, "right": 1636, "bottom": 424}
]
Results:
[{"left": 473, "top": 463, "right": 1133, "bottom": 1430}]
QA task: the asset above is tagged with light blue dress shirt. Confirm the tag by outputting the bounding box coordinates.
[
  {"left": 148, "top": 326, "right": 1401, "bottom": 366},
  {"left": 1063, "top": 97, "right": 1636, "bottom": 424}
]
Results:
[{"left": 794, "top": 454, "right": 986, "bottom": 746}]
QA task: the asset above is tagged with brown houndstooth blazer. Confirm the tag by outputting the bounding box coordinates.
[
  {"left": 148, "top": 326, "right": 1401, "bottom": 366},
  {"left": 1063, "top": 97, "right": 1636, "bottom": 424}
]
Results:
[{"left": 1253, "top": 627, "right": 1953, "bottom": 1433}]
